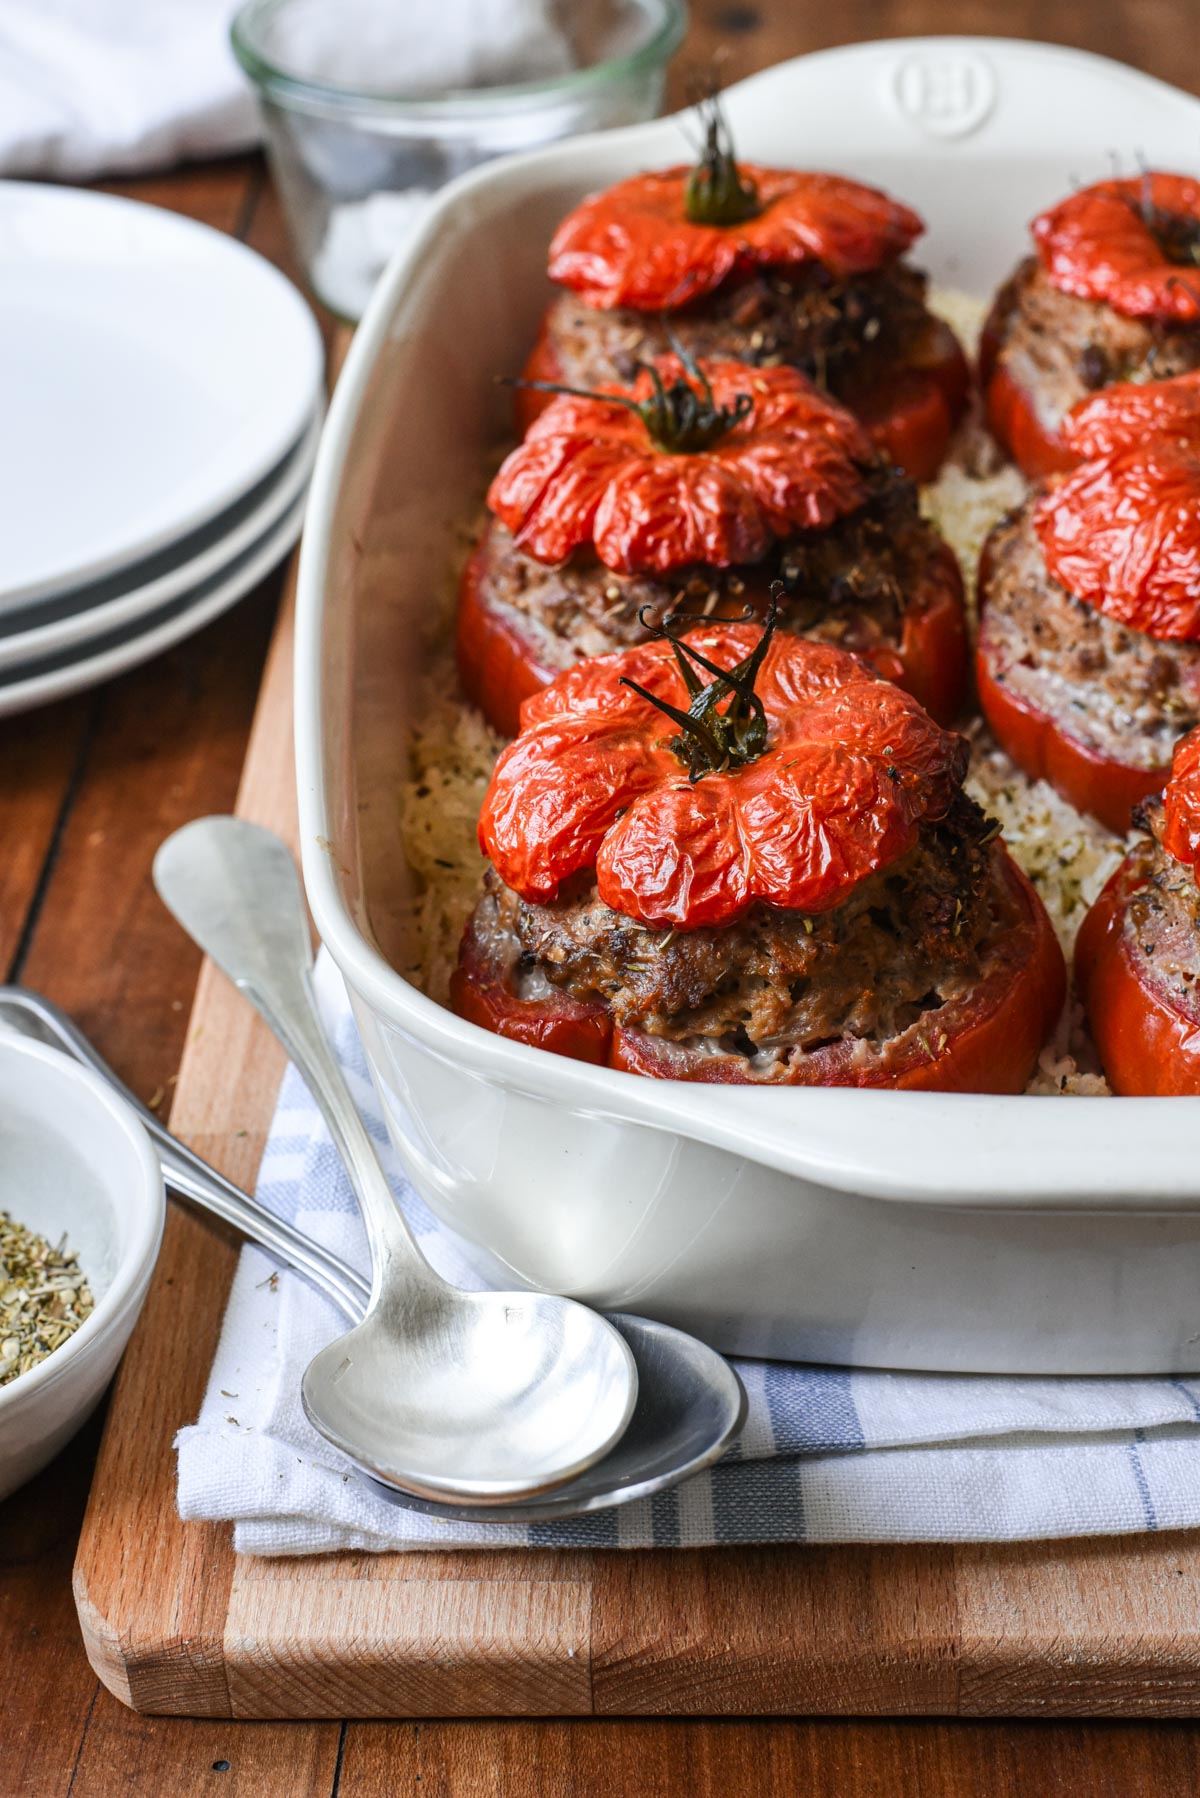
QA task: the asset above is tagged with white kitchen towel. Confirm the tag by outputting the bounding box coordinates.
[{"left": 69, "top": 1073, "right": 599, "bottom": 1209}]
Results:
[
  {"left": 0, "top": 0, "right": 573, "bottom": 181},
  {"left": 0, "top": 0, "right": 257, "bottom": 180},
  {"left": 177, "top": 953, "right": 1200, "bottom": 1554}
]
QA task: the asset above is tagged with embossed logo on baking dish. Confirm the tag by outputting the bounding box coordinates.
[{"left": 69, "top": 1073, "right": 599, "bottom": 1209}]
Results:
[{"left": 889, "top": 51, "right": 996, "bottom": 139}]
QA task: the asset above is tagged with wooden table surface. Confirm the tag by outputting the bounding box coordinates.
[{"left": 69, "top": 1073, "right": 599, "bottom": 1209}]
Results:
[{"left": 5, "top": 3, "right": 1200, "bottom": 1792}]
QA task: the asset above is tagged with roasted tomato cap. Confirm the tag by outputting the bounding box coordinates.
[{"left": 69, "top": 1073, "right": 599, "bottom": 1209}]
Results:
[
  {"left": 1062, "top": 367, "right": 1200, "bottom": 459},
  {"left": 489, "top": 357, "right": 873, "bottom": 577},
  {"left": 1161, "top": 724, "right": 1200, "bottom": 871},
  {"left": 517, "top": 304, "right": 967, "bottom": 483},
  {"left": 1034, "top": 441, "right": 1200, "bottom": 641},
  {"left": 547, "top": 166, "right": 923, "bottom": 312},
  {"left": 478, "top": 622, "right": 966, "bottom": 931},
  {"left": 1033, "top": 174, "right": 1200, "bottom": 322}
]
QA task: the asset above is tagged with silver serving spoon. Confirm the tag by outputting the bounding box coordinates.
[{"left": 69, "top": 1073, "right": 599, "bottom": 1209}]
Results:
[
  {"left": 0, "top": 986, "right": 747, "bottom": 1522},
  {"left": 153, "top": 816, "right": 638, "bottom": 1506}
]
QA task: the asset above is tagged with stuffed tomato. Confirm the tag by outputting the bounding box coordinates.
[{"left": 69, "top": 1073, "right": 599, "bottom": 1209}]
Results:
[
  {"left": 982, "top": 174, "right": 1200, "bottom": 479},
  {"left": 519, "top": 100, "right": 968, "bottom": 483},
  {"left": 457, "top": 355, "right": 966, "bottom": 736},
  {"left": 976, "top": 373, "right": 1200, "bottom": 833},
  {"left": 451, "top": 605, "right": 1065, "bottom": 1091},
  {"left": 1076, "top": 727, "right": 1200, "bottom": 1094}
]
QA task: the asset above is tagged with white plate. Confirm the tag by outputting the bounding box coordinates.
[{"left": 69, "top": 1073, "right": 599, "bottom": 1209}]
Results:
[
  {"left": 296, "top": 38, "right": 1200, "bottom": 1374},
  {"left": 0, "top": 404, "right": 320, "bottom": 673},
  {"left": 0, "top": 182, "right": 323, "bottom": 611},
  {"left": 0, "top": 406, "right": 313, "bottom": 636},
  {"left": 0, "top": 484, "right": 306, "bottom": 718}
]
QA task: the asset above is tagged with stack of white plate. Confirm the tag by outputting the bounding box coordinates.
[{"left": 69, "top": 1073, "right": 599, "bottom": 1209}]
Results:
[{"left": 0, "top": 183, "right": 324, "bottom": 718}]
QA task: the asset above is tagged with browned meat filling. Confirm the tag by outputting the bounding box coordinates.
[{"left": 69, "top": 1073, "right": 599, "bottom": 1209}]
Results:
[
  {"left": 979, "top": 496, "right": 1200, "bottom": 770},
  {"left": 1120, "top": 798, "right": 1200, "bottom": 1017},
  {"left": 478, "top": 790, "right": 1005, "bottom": 1056},
  {"left": 986, "top": 256, "right": 1200, "bottom": 436},
  {"left": 540, "top": 263, "right": 935, "bottom": 402},
  {"left": 474, "top": 463, "right": 949, "bottom": 675}
]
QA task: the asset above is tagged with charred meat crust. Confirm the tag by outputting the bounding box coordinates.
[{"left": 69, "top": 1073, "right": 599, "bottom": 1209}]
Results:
[
  {"left": 985, "top": 256, "right": 1200, "bottom": 435},
  {"left": 474, "top": 790, "right": 1006, "bottom": 1060},
  {"left": 473, "top": 463, "right": 952, "bottom": 676},
  {"left": 1120, "top": 798, "right": 1200, "bottom": 1020},
  {"left": 539, "top": 263, "right": 936, "bottom": 402},
  {"left": 978, "top": 496, "right": 1200, "bottom": 770}
]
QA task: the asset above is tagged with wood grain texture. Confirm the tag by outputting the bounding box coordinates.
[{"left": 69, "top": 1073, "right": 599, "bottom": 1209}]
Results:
[
  {"left": 337, "top": 1716, "right": 1200, "bottom": 1797},
  {"left": 1, "top": 1411, "right": 110, "bottom": 1795},
  {"left": 0, "top": 700, "right": 89, "bottom": 976},
  {"left": 9, "top": 5, "right": 1200, "bottom": 1792},
  {"left": 224, "top": 1569, "right": 594, "bottom": 1719},
  {"left": 71, "top": 559, "right": 303, "bottom": 1712}
]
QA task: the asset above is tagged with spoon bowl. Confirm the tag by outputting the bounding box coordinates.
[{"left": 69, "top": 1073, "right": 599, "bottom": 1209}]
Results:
[
  {"left": 0, "top": 984, "right": 747, "bottom": 1520},
  {"left": 362, "top": 1311, "right": 747, "bottom": 1522},
  {"left": 153, "top": 816, "right": 637, "bottom": 1503},
  {"left": 302, "top": 1284, "right": 637, "bottom": 1502}
]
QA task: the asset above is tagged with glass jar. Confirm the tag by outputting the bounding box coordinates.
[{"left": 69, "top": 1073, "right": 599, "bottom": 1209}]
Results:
[{"left": 232, "top": 0, "right": 686, "bottom": 319}]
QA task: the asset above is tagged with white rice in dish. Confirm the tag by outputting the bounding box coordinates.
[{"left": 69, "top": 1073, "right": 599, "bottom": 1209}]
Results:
[
  {"left": 398, "top": 291, "right": 1122, "bottom": 1091},
  {"left": 398, "top": 639, "right": 506, "bottom": 1005}
]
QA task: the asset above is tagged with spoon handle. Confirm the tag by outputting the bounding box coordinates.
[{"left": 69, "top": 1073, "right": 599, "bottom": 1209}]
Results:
[
  {"left": 153, "top": 817, "right": 445, "bottom": 1305},
  {"left": 0, "top": 987, "right": 369, "bottom": 1324},
  {"left": 165, "top": 1160, "right": 368, "bottom": 1322}
]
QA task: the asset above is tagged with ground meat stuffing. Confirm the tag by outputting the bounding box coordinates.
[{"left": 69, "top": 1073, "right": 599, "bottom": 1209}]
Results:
[
  {"left": 985, "top": 256, "right": 1200, "bottom": 437},
  {"left": 540, "top": 263, "right": 935, "bottom": 404},
  {"left": 978, "top": 496, "right": 1200, "bottom": 770},
  {"left": 477, "top": 789, "right": 1007, "bottom": 1058},
  {"left": 473, "top": 463, "right": 950, "bottom": 675},
  {"left": 1120, "top": 798, "right": 1200, "bottom": 1018}
]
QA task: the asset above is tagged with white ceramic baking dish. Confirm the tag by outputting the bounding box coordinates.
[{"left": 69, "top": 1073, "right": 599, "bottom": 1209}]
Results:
[{"left": 296, "top": 37, "right": 1200, "bottom": 1374}]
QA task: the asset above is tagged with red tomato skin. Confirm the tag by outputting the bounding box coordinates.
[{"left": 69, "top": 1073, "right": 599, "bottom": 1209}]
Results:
[
  {"left": 477, "top": 626, "right": 967, "bottom": 931},
  {"left": 454, "top": 853, "right": 1064, "bottom": 1093},
  {"left": 612, "top": 855, "right": 1062, "bottom": 1090},
  {"left": 1065, "top": 369, "right": 1200, "bottom": 460},
  {"left": 492, "top": 357, "right": 874, "bottom": 578},
  {"left": 515, "top": 318, "right": 562, "bottom": 434},
  {"left": 974, "top": 643, "right": 1166, "bottom": 836},
  {"left": 851, "top": 321, "right": 971, "bottom": 484},
  {"left": 547, "top": 166, "right": 924, "bottom": 312},
  {"left": 975, "top": 528, "right": 1170, "bottom": 834},
  {"left": 982, "top": 358, "right": 1078, "bottom": 481},
  {"left": 858, "top": 369, "right": 952, "bottom": 485},
  {"left": 449, "top": 907, "right": 613, "bottom": 1064},
  {"left": 517, "top": 314, "right": 967, "bottom": 482},
  {"left": 846, "top": 539, "right": 967, "bottom": 726},
  {"left": 1163, "top": 724, "right": 1200, "bottom": 868},
  {"left": 892, "top": 540, "right": 966, "bottom": 726},
  {"left": 455, "top": 539, "right": 556, "bottom": 740},
  {"left": 458, "top": 521, "right": 967, "bottom": 740},
  {"left": 1033, "top": 175, "right": 1200, "bottom": 323},
  {"left": 1075, "top": 859, "right": 1200, "bottom": 1095},
  {"left": 1033, "top": 442, "right": 1200, "bottom": 643}
]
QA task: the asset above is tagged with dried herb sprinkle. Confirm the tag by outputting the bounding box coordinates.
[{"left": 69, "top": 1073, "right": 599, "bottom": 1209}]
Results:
[{"left": 0, "top": 1210, "right": 93, "bottom": 1386}]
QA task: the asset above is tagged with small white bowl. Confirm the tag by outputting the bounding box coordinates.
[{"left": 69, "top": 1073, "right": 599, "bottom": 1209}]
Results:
[{"left": 0, "top": 1033, "right": 163, "bottom": 1500}]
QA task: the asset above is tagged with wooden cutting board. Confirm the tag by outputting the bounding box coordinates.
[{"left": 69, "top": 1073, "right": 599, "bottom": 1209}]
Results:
[{"left": 71, "top": 392, "right": 1200, "bottom": 1725}]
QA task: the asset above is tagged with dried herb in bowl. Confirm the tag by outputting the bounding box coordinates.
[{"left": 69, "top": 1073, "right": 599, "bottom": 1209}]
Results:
[{"left": 0, "top": 1210, "right": 94, "bottom": 1386}]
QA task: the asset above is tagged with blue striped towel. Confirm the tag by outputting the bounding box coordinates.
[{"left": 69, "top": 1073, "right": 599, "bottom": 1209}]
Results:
[{"left": 176, "top": 954, "right": 1200, "bottom": 1554}]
